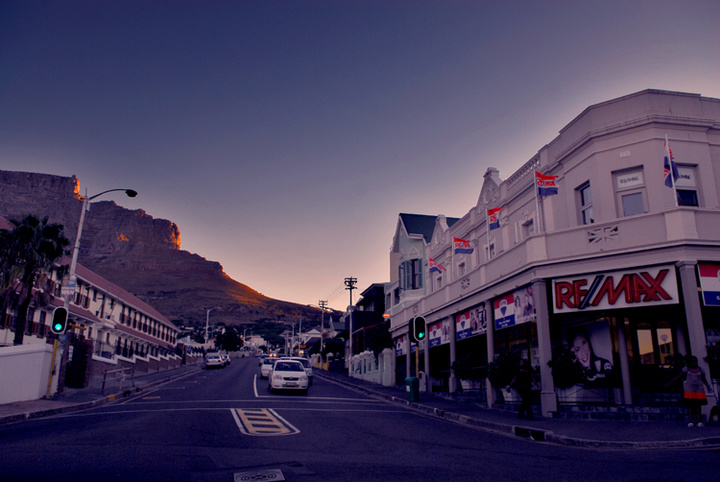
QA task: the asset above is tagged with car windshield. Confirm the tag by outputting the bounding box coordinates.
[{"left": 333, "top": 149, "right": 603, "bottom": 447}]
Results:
[
  {"left": 274, "top": 362, "right": 303, "bottom": 372},
  {"left": 263, "top": 359, "right": 275, "bottom": 365}
]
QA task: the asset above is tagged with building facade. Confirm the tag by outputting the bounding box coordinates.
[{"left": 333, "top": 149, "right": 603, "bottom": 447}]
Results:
[
  {"left": 386, "top": 89, "right": 720, "bottom": 417},
  {"left": 1, "top": 256, "right": 184, "bottom": 386}
]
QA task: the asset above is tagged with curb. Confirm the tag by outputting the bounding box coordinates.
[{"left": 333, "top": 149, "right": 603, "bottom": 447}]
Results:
[
  {"left": 0, "top": 365, "right": 203, "bottom": 426},
  {"left": 315, "top": 371, "right": 720, "bottom": 449}
]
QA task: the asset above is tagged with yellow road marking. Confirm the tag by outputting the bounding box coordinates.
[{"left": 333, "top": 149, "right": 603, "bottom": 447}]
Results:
[{"left": 231, "top": 409, "right": 300, "bottom": 436}]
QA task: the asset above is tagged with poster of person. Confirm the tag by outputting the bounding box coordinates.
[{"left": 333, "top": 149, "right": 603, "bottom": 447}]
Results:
[
  {"left": 455, "top": 304, "right": 486, "bottom": 340},
  {"left": 429, "top": 319, "right": 452, "bottom": 347},
  {"left": 495, "top": 286, "right": 536, "bottom": 330},
  {"left": 570, "top": 321, "right": 614, "bottom": 385}
]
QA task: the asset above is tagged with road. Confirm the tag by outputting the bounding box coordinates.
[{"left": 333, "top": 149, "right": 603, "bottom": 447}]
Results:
[{"left": 0, "top": 357, "right": 717, "bottom": 481}]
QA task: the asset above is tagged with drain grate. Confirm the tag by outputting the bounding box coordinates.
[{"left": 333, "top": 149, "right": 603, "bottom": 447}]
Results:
[{"left": 234, "top": 468, "right": 285, "bottom": 481}]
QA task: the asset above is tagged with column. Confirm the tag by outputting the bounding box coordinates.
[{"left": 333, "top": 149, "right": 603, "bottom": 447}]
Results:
[
  {"left": 677, "top": 262, "right": 717, "bottom": 416},
  {"left": 449, "top": 315, "right": 457, "bottom": 393},
  {"left": 616, "top": 315, "right": 632, "bottom": 405},
  {"left": 486, "top": 303, "right": 496, "bottom": 408},
  {"left": 533, "top": 278, "right": 557, "bottom": 417}
]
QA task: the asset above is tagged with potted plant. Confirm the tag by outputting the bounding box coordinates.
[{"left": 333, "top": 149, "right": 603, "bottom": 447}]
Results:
[
  {"left": 547, "top": 345, "right": 585, "bottom": 402},
  {"left": 451, "top": 356, "right": 487, "bottom": 391},
  {"left": 488, "top": 351, "right": 521, "bottom": 402},
  {"left": 705, "top": 343, "right": 720, "bottom": 381}
]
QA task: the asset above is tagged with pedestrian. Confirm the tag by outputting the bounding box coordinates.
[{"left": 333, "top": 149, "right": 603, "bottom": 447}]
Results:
[
  {"left": 667, "top": 355, "right": 714, "bottom": 427},
  {"left": 508, "top": 359, "right": 535, "bottom": 420}
]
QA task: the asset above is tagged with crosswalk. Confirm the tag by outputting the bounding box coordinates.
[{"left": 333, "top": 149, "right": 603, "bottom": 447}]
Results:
[{"left": 231, "top": 408, "right": 300, "bottom": 436}]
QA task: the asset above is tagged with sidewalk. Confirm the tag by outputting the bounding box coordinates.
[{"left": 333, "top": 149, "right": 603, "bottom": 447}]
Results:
[
  {"left": 0, "top": 363, "right": 203, "bottom": 425},
  {"left": 2, "top": 364, "right": 720, "bottom": 448},
  {"left": 315, "top": 370, "right": 720, "bottom": 449}
]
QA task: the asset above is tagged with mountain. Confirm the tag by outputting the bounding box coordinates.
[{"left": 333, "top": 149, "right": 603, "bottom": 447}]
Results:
[{"left": 0, "top": 170, "right": 329, "bottom": 327}]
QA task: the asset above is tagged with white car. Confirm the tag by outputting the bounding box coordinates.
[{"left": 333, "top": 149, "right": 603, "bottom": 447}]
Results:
[
  {"left": 260, "top": 357, "right": 277, "bottom": 379},
  {"left": 282, "top": 357, "right": 313, "bottom": 385},
  {"left": 268, "top": 360, "right": 309, "bottom": 394},
  {"left": 205, "top": 354, "right": 224, "bottom": 369}
]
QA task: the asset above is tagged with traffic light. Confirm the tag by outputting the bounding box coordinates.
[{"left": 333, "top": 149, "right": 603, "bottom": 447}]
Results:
[
  {"left": 408, "top": 316, "right": 426, "bottom": 344},
  {"left": 51, "top": 307, "right": 68, "bottom": 334},
  {"left": 413, "top": 316, "right": 426, "bottom": 343}
]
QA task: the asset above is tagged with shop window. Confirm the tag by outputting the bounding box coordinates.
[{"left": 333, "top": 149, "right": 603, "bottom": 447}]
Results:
[
  {"left": 577, "top": 182, "right": 594, "bottom": 225},
  {"left": 614, "top": 168, "right": 648, "bottom": 217},
  {"left": 634, "top": 322, "right": 675, "bottom": 367}
]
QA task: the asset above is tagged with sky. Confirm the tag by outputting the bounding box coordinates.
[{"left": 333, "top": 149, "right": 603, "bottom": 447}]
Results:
[{"left": 1, "top": 1, "right": 720, "bottom": 311}]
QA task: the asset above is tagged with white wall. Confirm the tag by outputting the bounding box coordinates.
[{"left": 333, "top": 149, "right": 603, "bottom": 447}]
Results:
[{"left": 0, "top": 343, "right": 61, "bottom": 404}]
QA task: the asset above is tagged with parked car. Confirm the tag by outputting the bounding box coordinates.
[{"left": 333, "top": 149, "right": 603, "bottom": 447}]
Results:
[
  {"left": 221, "top": 354, "right": 231, "bottom": 366},
  {"left": 268, "top": 360, "right": 309, "bottom": 394},
  {"left": 281, "top": 357, "right": 313, "bottom": 385},
  {"left": 260, "top": 357, "right": 277, "bottom": 379},
  {"left": 205, "top": 354, "right": 224, "bottom": 369}
]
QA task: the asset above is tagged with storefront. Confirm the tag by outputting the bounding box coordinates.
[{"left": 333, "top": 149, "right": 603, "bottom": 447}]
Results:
[{"left": 550, "top": 264, "right": 685, "bottom": 404}]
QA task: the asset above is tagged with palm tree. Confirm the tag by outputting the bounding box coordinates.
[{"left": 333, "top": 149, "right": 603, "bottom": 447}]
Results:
[{"left": 0, "top": 214, "right": 70, "bottom": 345}]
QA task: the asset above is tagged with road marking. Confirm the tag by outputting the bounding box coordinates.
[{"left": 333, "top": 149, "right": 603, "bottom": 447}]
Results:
[{"left": 231, "top": 409, "right": 300, "bottom": 436}]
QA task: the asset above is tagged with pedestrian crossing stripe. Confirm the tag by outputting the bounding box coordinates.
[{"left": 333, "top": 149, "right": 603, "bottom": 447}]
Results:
[{"left": 231, "top": 409, "right": 300, "bottom": 436}]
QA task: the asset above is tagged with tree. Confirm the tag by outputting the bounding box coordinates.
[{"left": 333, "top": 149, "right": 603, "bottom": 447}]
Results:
[{"left": 0, "top": 214, "right": 70, "bottom": 345}]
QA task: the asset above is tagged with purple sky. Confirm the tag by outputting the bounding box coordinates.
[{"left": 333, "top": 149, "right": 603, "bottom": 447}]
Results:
[{"left": 2, "top": 1, "right": 719, "bottom": 310}]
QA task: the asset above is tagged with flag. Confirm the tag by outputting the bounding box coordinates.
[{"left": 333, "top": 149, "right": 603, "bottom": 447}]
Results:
[
  {"left": 488, "top": 207, "right": 502, "bottom": 230},
  {"left": 429, "top": 258, "right": 446, "bottom": 274},
  {"left": 663, "top": 138, "right": 679, "bottom": 188},
  {"left": 453, "top": 237, "right": 474, "bottom": 255},
  {"left": 536, "top": 171, "right": 558, "bottom": 196}
]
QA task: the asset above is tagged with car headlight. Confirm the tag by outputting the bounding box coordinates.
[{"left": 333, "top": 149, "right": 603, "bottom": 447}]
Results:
[{"left": 300, "top": 374, "right": 307, "bottom": 381}]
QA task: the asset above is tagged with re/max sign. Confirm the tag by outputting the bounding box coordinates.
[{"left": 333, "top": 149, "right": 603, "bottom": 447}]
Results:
[{"left": 552, "top": 266, "right": 679, "bottom": 313}]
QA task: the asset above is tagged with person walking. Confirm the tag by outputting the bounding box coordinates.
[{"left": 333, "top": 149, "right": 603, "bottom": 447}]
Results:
[
  {"left": 667, "top": 356, "right": 713, "bottom": 427},
  {"left": 508, "top": 359, "right": 535, "bottom": 420}
]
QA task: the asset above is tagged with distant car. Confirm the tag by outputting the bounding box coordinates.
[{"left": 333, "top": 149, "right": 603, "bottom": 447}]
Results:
[
  {"left": 281, "top": 357, "right": 313, "bottom": 386},
  {"left": 260, "top": 357, "right": 277, "bottom": 379},
  {"left": 268, "top": 360, "right": 309, "bottom": 394},
  {"left": 205, "top": 354, "right": 224, "bottom": 369},
  {"left": 221, "top": 354, "right": 231, "bottom": 366}
]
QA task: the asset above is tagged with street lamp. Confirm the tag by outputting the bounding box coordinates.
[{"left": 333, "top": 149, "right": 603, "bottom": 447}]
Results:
[
  {"left": 65, "top": 188, "right": 138, "bottom": 310},
  {"left": 205, "top": 307, "right": 220, "bottom": 344}
]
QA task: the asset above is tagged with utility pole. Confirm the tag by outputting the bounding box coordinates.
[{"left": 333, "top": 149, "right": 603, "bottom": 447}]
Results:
[
  {"left": 345, "top": 277, "right": 357, "bottom": 373},
  {"left": 319, "top": 300, "right": 328, "bottom": 354}
]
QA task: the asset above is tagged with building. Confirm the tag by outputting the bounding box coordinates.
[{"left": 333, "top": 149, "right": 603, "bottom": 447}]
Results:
[
  {"left": 1, "top": 247, "right": 184, "bottom": 388},
  {"left": 386, "top": 89, "right": 720, "bottom": 417}
]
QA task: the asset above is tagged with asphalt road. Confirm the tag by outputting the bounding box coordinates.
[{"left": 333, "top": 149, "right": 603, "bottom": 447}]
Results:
[{"left": 0, "top": 357, "right": 718, "bottom": 481}]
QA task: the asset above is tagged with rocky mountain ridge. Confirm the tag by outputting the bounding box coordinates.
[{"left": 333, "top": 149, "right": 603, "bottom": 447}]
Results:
[{"left": 0, "top": 170, "right": 326, "bottom": 327}]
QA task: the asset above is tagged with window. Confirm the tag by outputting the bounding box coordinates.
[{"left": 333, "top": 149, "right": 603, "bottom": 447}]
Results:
[
  {"left": 577, "top": 183, "right": 594, "bottom": 224},
  {"left": 614, "top": 168, "right": 647, "bottom": 217},
  {"left": 399, "top": 259, "right": 423, "bottom": 291},
  {"left": 675, "top": 166, "right": 699, "bottom": 207},
  {"left": 522, "top": 218, "right": 534, "bottom": 240},
  {"left": 622, "top": 192, "right": 645, "bottom": 216}
]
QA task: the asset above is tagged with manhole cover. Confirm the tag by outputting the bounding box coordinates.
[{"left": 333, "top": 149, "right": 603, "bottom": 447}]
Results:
[{"left": 234, "top": 468, "right": 285, "bottom": 481}]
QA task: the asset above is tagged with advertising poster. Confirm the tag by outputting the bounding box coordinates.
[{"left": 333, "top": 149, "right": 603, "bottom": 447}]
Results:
[
  {"left": 568, "top": 321, "right": 614, "bottom": 385},
  {"left": 698, "top": 263, "right": 720, "bottom": 306},
  {"left": 494, "top": 286, "right": 536, "bottom": 330},
  {"left": 395, "top": 335, "right": 406, "bottom": 357},
  {"left": 428, "top": 319, "right": 451, "bottom": 347},
  {"left": 455, "top": 304, "right": 487, "bottom": 340},
  {"left": 494, "top": 293, "right": 515, "bottom": 329},
  {"left": 514, "top": 285, "right": 536, "bottom": 325}
]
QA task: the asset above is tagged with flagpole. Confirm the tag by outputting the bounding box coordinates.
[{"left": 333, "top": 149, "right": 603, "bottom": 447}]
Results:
[
  {"left": 665, "top": 134, "right": 678, "bottom": 207},
  {"left": 485, "top": 208, "right": 490, "bottom": 262},
  {"left": 534, "top": 172, "right": 543, "bottom": 234}
]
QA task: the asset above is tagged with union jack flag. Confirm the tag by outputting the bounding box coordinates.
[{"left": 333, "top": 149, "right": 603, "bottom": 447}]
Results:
[
  {"left": 535, "top": 171, "right": 558, "bottom": 196},
  {"left": 429, "top": 258, "right": 446, "bottom": 274},
  {"left": 664, "top": 138, "right": 679, "bottom": 188},
  {"left": 453, "top": 237, "right": 474, "bottom": 255}
]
